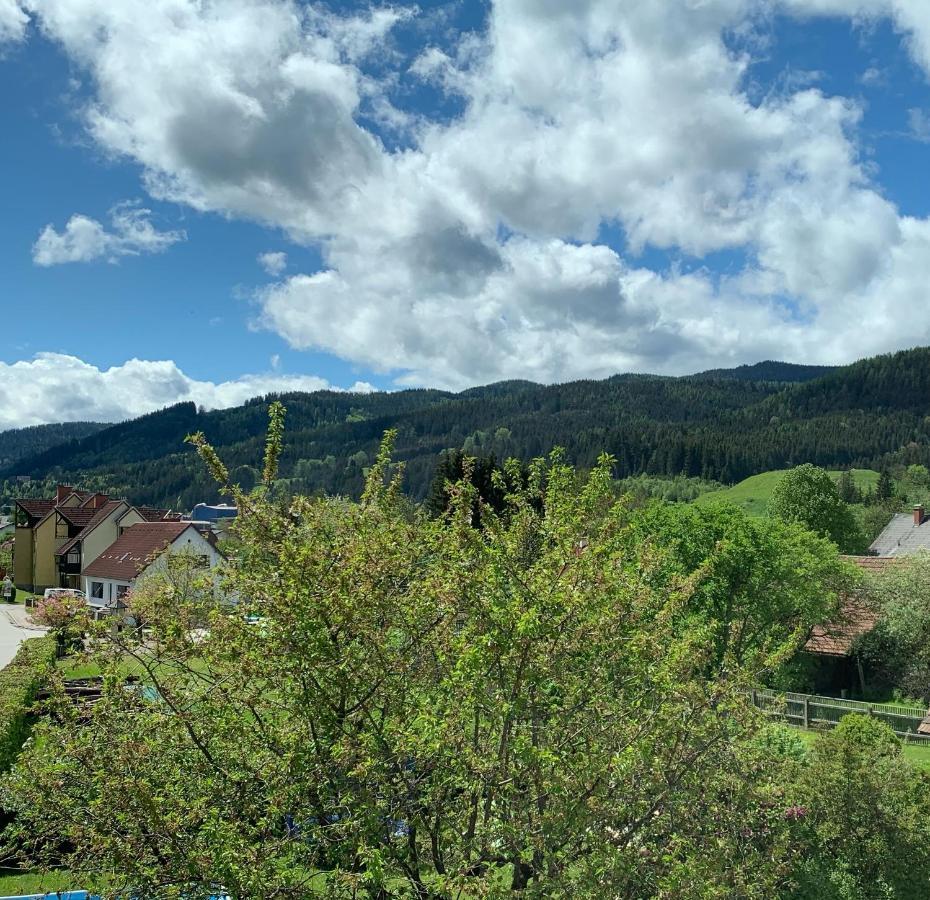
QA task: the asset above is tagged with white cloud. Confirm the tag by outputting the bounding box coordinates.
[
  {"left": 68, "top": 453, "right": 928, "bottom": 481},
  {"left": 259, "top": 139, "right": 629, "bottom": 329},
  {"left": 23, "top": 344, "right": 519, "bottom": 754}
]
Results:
[
  {"left": 0, "top": 0, "right": 28, "bottom": 43},
  {"left": 258, "top": 251, "right": 287, "bottom": 276},
  {"left": 33, "top": 204, "right": 185, "bottom": 266},
  {"left": 22, "top": 0, "right": 930, "bottom": 387},
  {"left": 0, "top": 353, "right": 376, "bottom": 430}
]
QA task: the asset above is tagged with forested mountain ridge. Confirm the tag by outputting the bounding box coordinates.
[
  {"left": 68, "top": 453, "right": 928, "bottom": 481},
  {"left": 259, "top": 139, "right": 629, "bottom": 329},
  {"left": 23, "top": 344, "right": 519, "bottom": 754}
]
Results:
[
  {"left": 0, "top": 421, "right": 105, "bottom": 472},
  {"left": 4, "top": 348, "right": 930, "bottom": 509}
]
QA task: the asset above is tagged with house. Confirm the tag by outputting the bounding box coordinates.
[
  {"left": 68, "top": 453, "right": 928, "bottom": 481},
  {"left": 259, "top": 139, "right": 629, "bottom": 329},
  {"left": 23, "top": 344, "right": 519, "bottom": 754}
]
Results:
[
  {"left": 13, "top": 485, "right": 102, "bottom": 591},
  {"left": 55, "top": 500, "right": 131, "bottom": 590},
  {"left": 13, "top": 484, "right": 182, "bottom": 593},
  {"left": 81, "top": 521, "right": 222, "bottom": 616},
  {"left": 870, "top": 504, "right": 930, "bottom": 556},
  {"left": 804, "top": 556, "right": 896, "bottom": 693}
]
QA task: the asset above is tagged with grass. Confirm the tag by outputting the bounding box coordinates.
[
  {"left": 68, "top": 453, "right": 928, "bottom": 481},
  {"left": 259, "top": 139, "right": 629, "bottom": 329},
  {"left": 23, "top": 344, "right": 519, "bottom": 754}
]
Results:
[
  {"left": 792, "top": 726, "right": 930, "bottom": 768},
  {"left": 0, "top": 869, "right": 77, "bottom": 895},
  {"left": 695, "top": 468, "right": 881, "bottom": 517}
]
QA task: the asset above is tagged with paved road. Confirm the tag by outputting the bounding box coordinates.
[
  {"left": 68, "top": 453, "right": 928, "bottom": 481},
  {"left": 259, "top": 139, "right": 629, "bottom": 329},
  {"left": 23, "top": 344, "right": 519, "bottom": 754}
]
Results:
[{"left": 0, "top": 604, "right": 47, "bottom": 669}]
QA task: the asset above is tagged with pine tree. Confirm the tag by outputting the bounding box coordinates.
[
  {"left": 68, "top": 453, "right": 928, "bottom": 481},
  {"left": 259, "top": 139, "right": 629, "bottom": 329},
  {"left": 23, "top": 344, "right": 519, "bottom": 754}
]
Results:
[{"left": 877, "top": 469, "right": 894, "bottom": 503}]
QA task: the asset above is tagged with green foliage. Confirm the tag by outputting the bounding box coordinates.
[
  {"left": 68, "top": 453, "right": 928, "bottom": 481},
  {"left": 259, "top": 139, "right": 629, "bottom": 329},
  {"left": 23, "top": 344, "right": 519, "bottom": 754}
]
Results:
[
  {"left": 836, "top": 470, "right": 861, "bottom": 504},
  {"left": 753, "top": 724, "right": 809, "bottom": 764},
  {"left": 614, "top": 473, "right": 723, "bottom": 504},
  {"left": 769, "top": 464, "right": 867, "bottom": 553},
  {"left": 0, "top": 637, "right": 55, "bottom": 772},
  {"left": 627, "top": 501, "right": 856, "bottom": 675},
  {"left": 858, "top": 553, "right": 930, "bottom": 702},
  {"left": 1, "top": 421, "right": 813, "bottom": 899},
  {"left": 788, "top": 715, "right": 930, "bottom": 899},
  {"left": 697, "top": 468, "right": 880, "bottom": 518},
  {"left": 877, "top": 469, "right": 895, "bottom": 502}
]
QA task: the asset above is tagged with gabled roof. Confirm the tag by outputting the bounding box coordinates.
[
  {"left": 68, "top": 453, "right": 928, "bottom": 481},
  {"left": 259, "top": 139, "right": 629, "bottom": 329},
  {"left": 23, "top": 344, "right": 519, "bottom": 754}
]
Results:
[
  {"left": 14, "top": 499, "right": 54, "bottom": 520},
  {"left": 135, "top": 506, "right": 183, "bottom": 522},
  {"left": 870, "top": 513, "right": 930, "bottom": 557},
  {"left": 56, "top": 505, "right": 102, "bottom": 528},
  {"left": 804, "top": 556, "right": 896, "bottom": 657},
  {"left": 55, "top": 500, "right": 126, "bottom": 558},
  {"left": 83, "top": 522, "right": 194, "bottom": 582}
]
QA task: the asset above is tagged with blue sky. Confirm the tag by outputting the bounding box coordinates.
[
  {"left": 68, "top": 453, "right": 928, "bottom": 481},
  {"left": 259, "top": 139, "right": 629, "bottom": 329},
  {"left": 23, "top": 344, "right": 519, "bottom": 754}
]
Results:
[{"left": 3, "top": 0, "right": 930, "bottom": 427}]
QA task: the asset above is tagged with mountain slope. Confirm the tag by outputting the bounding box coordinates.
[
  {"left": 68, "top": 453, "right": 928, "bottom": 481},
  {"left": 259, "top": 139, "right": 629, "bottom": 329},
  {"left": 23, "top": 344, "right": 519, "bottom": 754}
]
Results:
[
  {"left": 4, "top": 349, "right": 930, "bottom": 508},
  {"left": 0, "top": 421, "right": 106, "bottom": 472}
]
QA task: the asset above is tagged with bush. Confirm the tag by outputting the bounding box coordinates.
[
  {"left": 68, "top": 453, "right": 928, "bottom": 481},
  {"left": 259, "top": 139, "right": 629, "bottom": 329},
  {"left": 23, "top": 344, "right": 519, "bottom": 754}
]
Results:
[{"left": 0, "top": 638, "right": 56, "bottom": 772}]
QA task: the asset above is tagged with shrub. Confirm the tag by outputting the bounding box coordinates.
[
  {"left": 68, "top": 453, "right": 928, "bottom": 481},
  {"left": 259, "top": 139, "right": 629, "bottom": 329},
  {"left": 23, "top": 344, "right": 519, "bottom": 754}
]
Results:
[{"left": 0, "top": 638, "right": 56, "bottom": 772}]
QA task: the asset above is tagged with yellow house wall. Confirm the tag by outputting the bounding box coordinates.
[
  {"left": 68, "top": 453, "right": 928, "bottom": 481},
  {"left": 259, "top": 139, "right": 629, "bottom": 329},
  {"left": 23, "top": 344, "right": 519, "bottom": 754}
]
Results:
[
  {"left": 13, "top": 527, "right": 33, "bottom": 589},
  {"left": 117, "top": 509, "right": 145, "bottom": 533},
  {"left": 82, "top": 504, "right": 128, "bottom": 568},
  {"left": 32, "top": 516, "right": 61, "bottom": 591}
]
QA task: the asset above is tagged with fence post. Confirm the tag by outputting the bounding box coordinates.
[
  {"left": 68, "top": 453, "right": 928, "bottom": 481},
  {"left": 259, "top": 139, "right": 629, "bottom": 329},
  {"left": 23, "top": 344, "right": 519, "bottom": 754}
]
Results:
[
  {"left": 803, "top": 697, "right": 809, "bottom": 729},
  {"left": 868, "top": 705, "right": 874, "bottom": 718},
  {"left": 751, "top": 689, "right": 757, "bottom": 709}
]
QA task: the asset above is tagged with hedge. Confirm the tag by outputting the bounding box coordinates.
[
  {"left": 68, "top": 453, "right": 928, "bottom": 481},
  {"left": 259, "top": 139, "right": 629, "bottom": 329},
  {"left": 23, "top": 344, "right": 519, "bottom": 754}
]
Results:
[{"left": 0, "top": 637, "right": 56, "bottom": 772}]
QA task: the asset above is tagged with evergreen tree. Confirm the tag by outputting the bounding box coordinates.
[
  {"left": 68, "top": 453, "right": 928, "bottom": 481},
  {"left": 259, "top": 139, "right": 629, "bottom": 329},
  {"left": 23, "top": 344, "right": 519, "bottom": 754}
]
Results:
[
  {"left": 836, "top": 470, "right": 861, "bottom": 504},
  {"left": 877, "top": 469, "right": 894, "bottom": 502}
]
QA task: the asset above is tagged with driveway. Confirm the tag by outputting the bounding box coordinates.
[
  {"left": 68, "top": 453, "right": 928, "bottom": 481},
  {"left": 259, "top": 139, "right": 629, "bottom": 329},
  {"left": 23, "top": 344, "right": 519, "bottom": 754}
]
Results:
[{"left": 0, "top": 604, "right": 47, "bottom": 669}]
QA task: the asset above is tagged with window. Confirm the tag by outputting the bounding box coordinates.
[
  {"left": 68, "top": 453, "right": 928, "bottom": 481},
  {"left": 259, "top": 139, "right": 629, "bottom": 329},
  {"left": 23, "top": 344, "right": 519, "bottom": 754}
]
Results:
[
  {"left": 116, "top": 585, "right": 129, "bottom": 599},
  {"left": 90, "top": 582, "right": 104, "bottom": 600},
  {"left": 67, "top": 551, "right": 80, "bottom": 565}
]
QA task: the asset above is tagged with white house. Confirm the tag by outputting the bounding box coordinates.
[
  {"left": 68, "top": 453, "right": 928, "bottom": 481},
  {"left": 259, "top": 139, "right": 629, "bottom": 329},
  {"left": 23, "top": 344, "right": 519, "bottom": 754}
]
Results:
[{"left": 81, "top": 521, "right": 222, "bottom": 616}]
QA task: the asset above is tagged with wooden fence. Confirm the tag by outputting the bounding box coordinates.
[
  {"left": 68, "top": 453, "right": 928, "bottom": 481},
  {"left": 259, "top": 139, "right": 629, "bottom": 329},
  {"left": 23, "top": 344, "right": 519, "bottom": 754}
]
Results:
[{"left": 751, "top": 689, "right": 930, "bottom": 744}]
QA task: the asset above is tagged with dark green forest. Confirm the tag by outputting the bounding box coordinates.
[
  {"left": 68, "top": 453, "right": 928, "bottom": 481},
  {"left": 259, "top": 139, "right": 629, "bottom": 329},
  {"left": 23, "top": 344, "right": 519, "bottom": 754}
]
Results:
[
  {"left": 2, "top": 349, "right": 930, "bottom": 510},
  {"left": 0, "top": 421, "right": 104, "bottom": 472}
]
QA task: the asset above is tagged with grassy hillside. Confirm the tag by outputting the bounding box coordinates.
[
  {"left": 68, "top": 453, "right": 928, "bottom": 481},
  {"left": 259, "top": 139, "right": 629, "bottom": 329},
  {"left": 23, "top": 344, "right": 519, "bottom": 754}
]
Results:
[{"left": 696, "top": 469, "right": 881, "bottom": 516}]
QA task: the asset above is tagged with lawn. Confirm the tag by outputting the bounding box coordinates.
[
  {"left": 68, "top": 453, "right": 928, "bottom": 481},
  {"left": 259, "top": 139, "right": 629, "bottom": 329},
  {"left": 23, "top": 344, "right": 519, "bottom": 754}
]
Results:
[
  {"left": 0, "top": 869, "right": 77, "bottom": 895},
  {"left": 695, "top": 468, "right": 881, "bottom": 517},
  {"left": 792, "top": 726, "right": 930, "bottom": 768}
]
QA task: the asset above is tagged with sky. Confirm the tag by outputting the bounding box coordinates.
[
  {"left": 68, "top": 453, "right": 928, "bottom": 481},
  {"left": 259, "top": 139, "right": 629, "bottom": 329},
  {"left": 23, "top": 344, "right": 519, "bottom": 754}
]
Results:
[{"left": 3, "top": 0, "right": 930, "bottom": 428}]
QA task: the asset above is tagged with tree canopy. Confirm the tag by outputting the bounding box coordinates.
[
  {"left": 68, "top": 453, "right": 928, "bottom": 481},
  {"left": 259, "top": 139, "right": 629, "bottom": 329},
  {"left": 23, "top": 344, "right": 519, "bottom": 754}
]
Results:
[
  {"left": 0, "top": 409, "right": 913, "bottom": 898},
  {"left": 769, "top": 464, "right": 866, "bottom": 553}
]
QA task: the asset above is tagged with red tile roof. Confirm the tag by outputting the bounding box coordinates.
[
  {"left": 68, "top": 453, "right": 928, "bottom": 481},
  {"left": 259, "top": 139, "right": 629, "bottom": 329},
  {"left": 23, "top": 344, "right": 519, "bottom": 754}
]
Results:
[
  {"left": 83, "top": 522, "right": 194, "bottom": 582},
  {"left": 55, "top": 501, "right": 125, "bottom": 558},
  {"left": 805, "top": 557, "right": 897, "bottom": 657}
]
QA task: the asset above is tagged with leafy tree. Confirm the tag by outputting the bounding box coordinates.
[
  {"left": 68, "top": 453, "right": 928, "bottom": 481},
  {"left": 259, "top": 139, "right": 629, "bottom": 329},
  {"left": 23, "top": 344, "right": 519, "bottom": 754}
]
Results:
[
  {"left": 769, "top": 464, "right": 866, "bottom": 553},
  {"left": 857, "top": 553, "right": 930, "bottom": 701},
  {"left": 788, "top": 715, "right": 930, "bottom": 899},
  {"left": 627, "top": 501, "right": 856, "bottom": 676},
  {"left": 2, "top": 411, "right": 805, "bottom": 899}
]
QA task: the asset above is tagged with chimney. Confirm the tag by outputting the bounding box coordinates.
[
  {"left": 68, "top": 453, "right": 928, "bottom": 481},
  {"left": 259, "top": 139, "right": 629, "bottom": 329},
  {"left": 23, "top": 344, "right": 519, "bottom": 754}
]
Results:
[
  {"left": 55, "top": 484, "right": 74, "bottom": 503},
  {"left": 915, "top": 505, "right": 925, "bottom": 527}
]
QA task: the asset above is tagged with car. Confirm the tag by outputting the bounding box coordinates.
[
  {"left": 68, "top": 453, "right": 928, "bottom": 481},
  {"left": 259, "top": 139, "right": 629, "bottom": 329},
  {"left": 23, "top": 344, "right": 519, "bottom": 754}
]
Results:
[{"left": 43, "top": 587, "right": 86, "bottom": 600}]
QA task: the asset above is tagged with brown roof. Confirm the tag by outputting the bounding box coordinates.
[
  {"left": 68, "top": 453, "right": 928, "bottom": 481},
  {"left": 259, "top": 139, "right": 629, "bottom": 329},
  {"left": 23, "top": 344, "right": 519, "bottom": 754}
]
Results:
[
  {"left": 83, "top": 522, "right": 193, "bottom": 581},
  {"left": 135, "top": 506, "right": 182, "bottom": 522},
  {"left": 15, "top": 499, "right": 54, "bottom": 520},
  {"left": 57, "top": 506, "right": 102, "bottom": 528},
  {"left": 55, "top": 501, "right": 125, "bottom": 557},
  {"left": 805, "top": 557, "right": 897, "bottom": 657}
]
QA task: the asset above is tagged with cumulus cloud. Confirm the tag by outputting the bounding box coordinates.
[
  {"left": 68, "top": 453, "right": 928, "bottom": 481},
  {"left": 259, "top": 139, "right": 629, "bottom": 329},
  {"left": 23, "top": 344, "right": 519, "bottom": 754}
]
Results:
[
  {"left": 0, "top": 353, "right": 376, "bottom": 431},
  {"left": 33, "top": 204, "right": 185, "bottom": 266},
  {"left": 258, "top": 251, "right": 287, "bottom": 276},
  {"left": 0, "top": 0, "right": 28, "bottom": 43},
  {"left": 21, "top": 0, "right": 930, "bottom": 387}
]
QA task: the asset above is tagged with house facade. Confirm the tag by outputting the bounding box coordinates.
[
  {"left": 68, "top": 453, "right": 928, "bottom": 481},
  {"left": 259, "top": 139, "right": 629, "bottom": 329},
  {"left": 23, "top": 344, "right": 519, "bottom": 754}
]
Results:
[
  {"left": 81, "top": 522, "right": 222, "bottom": 616},
  {"left": 13, "top": 485, "right": 96, "bottom": 591}
]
